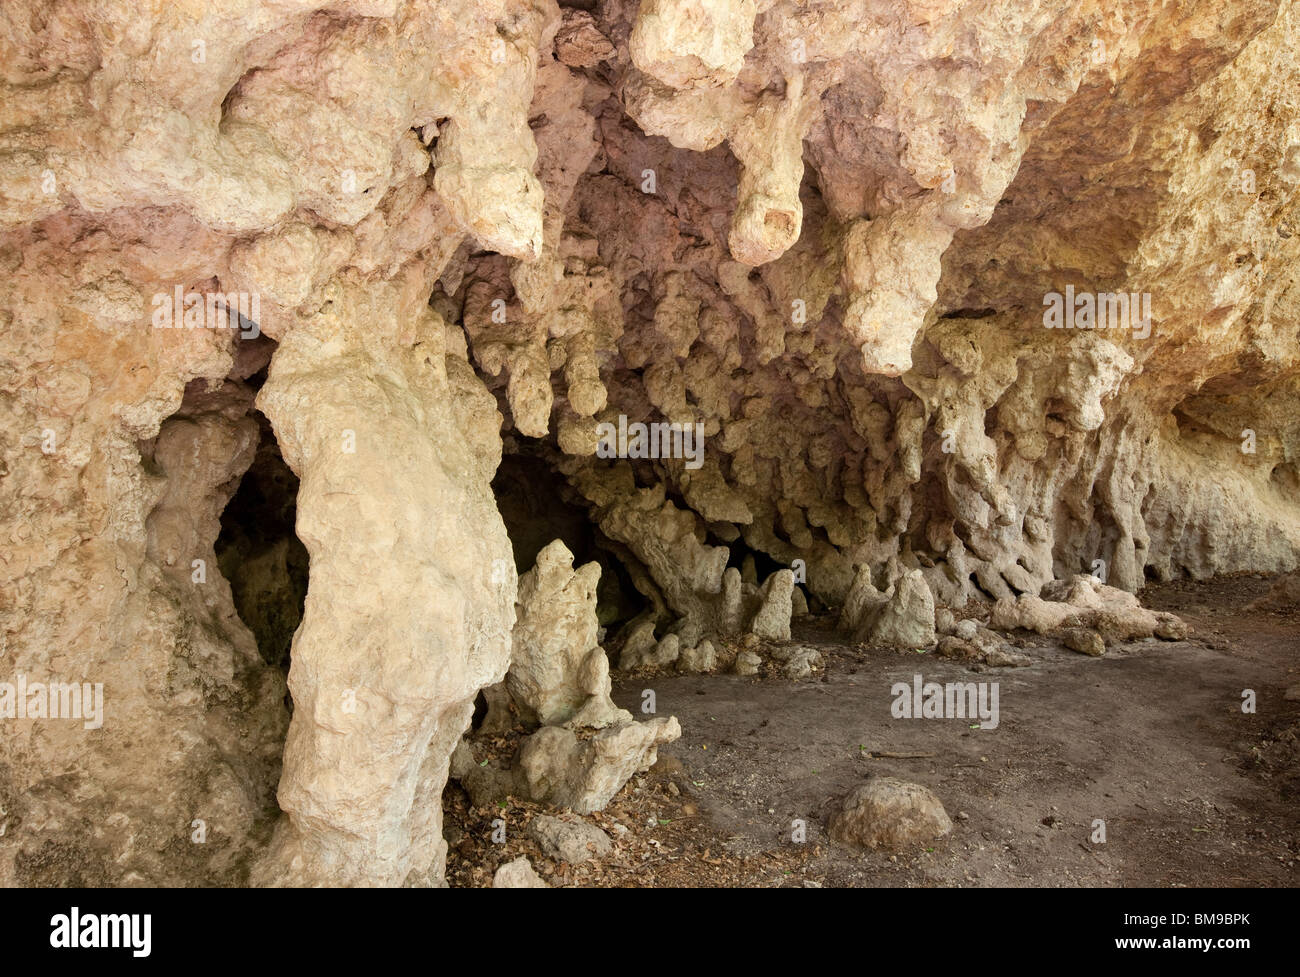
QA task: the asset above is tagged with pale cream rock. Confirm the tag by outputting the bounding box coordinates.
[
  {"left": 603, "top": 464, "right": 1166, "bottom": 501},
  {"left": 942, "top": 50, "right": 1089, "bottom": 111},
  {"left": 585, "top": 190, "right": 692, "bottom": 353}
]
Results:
[
  {"left": 509, "top": 540, "right": 630, "bottom": 728},
  {"left": 527, "top": 814, "right": 613, "bottom": 863},
  {"left": 518, "top": 717, "right": 682, "bottom": 814},
  {"left": 253, "top": 290, "right": 515, "bottom": 888},
  {"left": 494, "top": 856, "right": 550, "bottom": 888},
  {"left": 2, "top": 0, "right": 1299, "bottom": 891},
  {"left": 749, "top": 569, "right": 794, "bottom": 641},
  {"left": 991, "top": 575, "right": 1189, "bottom": 646},
  {"left": 678, "top": 638, "right": 718, "bottom": 673},
  {"left": 860, "top": 570, "right": 937, "bottom": 648},
  {"left": 630, "top": 0, "right": 757, "bottom": 89}
]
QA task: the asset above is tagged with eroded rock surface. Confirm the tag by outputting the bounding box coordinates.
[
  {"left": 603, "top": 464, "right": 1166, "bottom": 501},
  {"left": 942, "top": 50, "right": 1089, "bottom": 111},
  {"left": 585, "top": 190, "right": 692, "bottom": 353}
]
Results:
[
  {"left": 518, "top": 718, "right": 682, "bottom": 815},
  {"left": 509, "top": 539, "right": 629, "bottom": 728},
  {"left": 493, "top": 855, "right": 549, "bottom": 888},
  {"left": 253, "top": 290, "right": 516, "bottom": 887},
  {"left": 1, "top": 0, "right": 1298, "bottom": 887}
]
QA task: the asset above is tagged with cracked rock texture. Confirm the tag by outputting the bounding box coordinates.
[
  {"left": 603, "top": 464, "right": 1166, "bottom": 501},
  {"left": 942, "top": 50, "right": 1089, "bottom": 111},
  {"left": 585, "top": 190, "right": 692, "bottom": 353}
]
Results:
[{"left": 1, "top": 0, "right": 1299, "bottom": 885}]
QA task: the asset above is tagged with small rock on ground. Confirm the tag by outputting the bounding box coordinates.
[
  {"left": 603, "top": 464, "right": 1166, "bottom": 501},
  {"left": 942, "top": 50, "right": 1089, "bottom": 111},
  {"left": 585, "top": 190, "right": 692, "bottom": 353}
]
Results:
[
  {"left": 527, "top": 814, "right": 613, "bottom": 864},
  {"left": 493, "top": 856, "right": 549, "bottom": 888},
  {"left": 827, "top": 777, "right": 953, "bottom": 850}
]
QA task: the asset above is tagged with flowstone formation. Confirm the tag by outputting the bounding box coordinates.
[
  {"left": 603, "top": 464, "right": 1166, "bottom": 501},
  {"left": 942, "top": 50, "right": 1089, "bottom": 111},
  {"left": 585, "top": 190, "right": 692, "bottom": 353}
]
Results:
[{"left": 1, "top": 0, "right": 1298, "bottom": 886}]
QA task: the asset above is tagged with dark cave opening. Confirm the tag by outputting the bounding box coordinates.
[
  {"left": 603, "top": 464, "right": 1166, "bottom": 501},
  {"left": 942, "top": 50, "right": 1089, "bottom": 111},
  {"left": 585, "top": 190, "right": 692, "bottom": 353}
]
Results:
[
  {"left": 724, "top": 537, "right": 785, "bottom": 581},
  {"left": 214, "top": 380, "right": 309, "bottom": 692},
  {"left": 492, "top": 451, "right": 644, "bottom": 630}
]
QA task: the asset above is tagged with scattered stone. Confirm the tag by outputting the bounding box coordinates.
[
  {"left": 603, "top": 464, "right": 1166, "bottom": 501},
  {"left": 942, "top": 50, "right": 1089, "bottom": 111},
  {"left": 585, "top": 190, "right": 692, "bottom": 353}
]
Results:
[
  {"left": 982, "top": 646, "right": 1032, "bottom": 668},
  {"left": 652, "top": 633, "right": 682, "bottom": 666},
  {"left": 509, "top": 539, "right": 629, "bottom": 727},
  {"left": 493, "top": 856, "right": 548, "bottom": 888},
  {"left": 839, "top": 565, "right": 891, "bottom": 632},
  {"left": 733, "top": 649, "right": 762, "bottom": 676},
  {"left": 827, "top": 777, "right": 953, "bottom": 850},
  {"left": 617, "top": 618, "right": 660, "bottom": 670},
  {"left": 990, "top": 594, "right": 1080, "bottom": 633},
  {"left": 527, "top": 814, "right": 613, "bottom": 864},
  {"left": 619, "top": 629, "right": 681, "bottom": 671},
  {"left": 782, "top": 646, "right": 824, "bottom": 680},
  {"left": 677, "top": 638, "right": 717, "bottom": 673},
  {"left": 991, "top": 575, "right": 1189, "bottom": 646},
  {"left": 1062, "top": 627, "right": 1105, "bottom": 657},
  {"left": 859, "top": 570, "right": 936, "bottom": 648},
  {"left": 935, "top": 635, "right": 980, "bottom": 661},
  {"left": 935, "top": 631, "right": 1029, "bottom": 668},
  {"left": 449, "top": 740, "right": 519, "bottom": 808},
  {"left": 1154, "top": 614, "right": 1191, "bottom": 640}
]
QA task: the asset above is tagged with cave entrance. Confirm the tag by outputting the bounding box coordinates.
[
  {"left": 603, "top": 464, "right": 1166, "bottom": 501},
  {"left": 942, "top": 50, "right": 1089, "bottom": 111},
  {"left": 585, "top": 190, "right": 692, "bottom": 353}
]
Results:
[
  {"left": 214, "top": 365, "right": 308, "bottom": 698},
  {"left": 491, "top": 451, "right": 644, "bottom": 631}
]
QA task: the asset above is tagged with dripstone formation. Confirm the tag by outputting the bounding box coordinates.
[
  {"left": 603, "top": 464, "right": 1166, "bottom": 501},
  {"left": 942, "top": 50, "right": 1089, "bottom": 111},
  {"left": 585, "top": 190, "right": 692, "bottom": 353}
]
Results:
[{"left": 1, "top": 0, "right": 1297, "bottom": 886}]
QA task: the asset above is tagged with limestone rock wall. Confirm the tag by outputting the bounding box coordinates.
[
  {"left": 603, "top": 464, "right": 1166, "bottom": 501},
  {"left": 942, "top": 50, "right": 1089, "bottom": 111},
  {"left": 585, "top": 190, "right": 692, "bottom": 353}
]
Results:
[
  {"left": 464, "top": 0, "right": 1300, "bottom": 624},
  {"left": 0, "top": 218, "right": 287, "bottom": 885},
  {"left": 1, "top": 0, "right": 1298, "bottom": 885}
]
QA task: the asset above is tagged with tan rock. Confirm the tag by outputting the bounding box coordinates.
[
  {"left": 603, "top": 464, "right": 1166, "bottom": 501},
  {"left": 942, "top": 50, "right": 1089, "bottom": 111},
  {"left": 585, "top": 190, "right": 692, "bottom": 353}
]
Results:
[
  {"left": 518, "top": 718, "right": 682, "bottom": 814},
  {"left": 1063, "top": 628, "right": 1106, "bottom": 657},
  {"left": 509, "top": 539, "right": 630, "bottom": 728},
  {"left": 749, "top": 570, "right": 794, "bottom": 641},
  {"left": 252, "top": 293, "right": 515, "bottom": 888},
  {"left": 493, "top": 856, "right": 549, "bottom": 888},
  {"left": 828, "top": 778, "right": 953, "bottom": 851}
]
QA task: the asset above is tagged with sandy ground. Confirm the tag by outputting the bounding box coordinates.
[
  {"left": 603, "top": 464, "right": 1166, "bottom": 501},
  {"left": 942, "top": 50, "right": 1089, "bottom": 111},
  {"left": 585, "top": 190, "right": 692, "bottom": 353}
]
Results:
[{"left": 443, "top": 573, "right": 1299, "bottom": 887}]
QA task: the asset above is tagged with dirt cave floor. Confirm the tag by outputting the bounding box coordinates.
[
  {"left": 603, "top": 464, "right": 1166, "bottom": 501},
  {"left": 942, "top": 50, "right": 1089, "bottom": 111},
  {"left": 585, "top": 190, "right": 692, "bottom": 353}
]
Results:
[{"left": 443, "top": 574, "right": 1300, "bottom": 887}]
